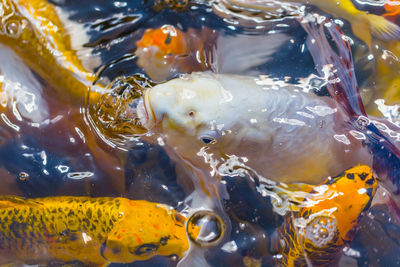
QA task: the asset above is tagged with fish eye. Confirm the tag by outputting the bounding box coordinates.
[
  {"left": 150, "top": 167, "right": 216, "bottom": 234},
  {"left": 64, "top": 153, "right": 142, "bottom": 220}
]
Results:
[
  {"left": 132, "top": 244, "right": 159, "bottom": 255},
  {"left": 199, "top": 130, "right": 218, "bottom": 144},
  {"left": 200, "top": 136, "right": 214, "bottom": 144}
]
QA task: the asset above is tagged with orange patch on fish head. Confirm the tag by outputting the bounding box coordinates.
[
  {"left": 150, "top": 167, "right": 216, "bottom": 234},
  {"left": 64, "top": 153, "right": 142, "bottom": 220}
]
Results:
[{"left": 136, "top": 25, "right": 187, "bottom": 59}]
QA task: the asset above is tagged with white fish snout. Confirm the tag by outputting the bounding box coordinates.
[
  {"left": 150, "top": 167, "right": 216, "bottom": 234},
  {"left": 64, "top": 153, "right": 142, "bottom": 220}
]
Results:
[{"left": 137, "top": 88, "right": 156, "bottom": 130}]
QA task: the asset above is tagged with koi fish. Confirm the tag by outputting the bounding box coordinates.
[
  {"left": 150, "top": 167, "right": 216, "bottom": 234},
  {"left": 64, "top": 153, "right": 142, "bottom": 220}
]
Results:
[
  {"left": 275, "top": 165, "right": 378, "bottom": 266},
  {"left": 383, "top": 0, "right": 400, "bottom": 23},
  {"left": 218, "top": 0, "right": 400, "bottom": 48},
  {"left": 135, "top": 25, "right": 206, "bottom": 82},
  {"left": 135, "top": 24, "right": 290, "bottom": 82},
  {"left": 0, "top": 0, "right": 98, "bottom": 103},
  {"left": 137, "top": 15, "right": 400, "bottom": 204},
  {"left": 0, "top": 196, "right": 189, "bottom": 266}
]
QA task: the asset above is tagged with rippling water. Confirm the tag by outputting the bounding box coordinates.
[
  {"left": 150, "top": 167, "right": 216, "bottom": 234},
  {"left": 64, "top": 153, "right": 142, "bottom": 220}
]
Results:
[{"left": 0, "top": 0, "right": 400, "bottom": 266}]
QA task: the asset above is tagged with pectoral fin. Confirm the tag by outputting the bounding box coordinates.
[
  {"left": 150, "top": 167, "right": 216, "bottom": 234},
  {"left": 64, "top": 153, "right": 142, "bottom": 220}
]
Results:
[{"left": 367, "top": 14, "right": 400, "bottom": 41}]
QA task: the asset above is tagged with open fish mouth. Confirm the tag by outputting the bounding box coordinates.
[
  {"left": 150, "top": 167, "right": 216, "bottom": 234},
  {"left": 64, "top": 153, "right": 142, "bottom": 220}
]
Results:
[{"left": 137, "top": 88, "right": 157, "bottom": 131}]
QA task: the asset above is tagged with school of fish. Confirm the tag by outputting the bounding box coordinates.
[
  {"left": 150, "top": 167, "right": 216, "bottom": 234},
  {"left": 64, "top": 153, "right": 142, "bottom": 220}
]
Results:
[{"left": 0, "top": 0, "right": 399, "bottom": 266}]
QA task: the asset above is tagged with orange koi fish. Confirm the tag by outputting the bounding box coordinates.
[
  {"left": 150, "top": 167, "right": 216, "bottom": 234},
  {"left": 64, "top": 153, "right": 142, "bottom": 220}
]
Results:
[
  {"left": 135, "top": 25, "right": 216, "bottom": 82},
  {"left": 384, "top": 0, "right": 400, "bottom": 23},
  {"left": 275, "top": 165, "right": 378, "bottom": 266},
  {"left": 0, "top": 196, "right": 190, "bottom": 266}
]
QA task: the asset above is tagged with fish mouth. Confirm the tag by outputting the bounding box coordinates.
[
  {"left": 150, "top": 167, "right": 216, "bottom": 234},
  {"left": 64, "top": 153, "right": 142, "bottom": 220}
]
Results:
[{"left": 138, "top": 88, "right": 157, "bottom": 131}]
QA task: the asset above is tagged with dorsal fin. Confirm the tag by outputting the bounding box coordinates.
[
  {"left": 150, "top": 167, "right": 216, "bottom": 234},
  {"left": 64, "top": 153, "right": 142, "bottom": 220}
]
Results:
[{"left": 0, "top": 196, "right": 42, "bottom": 208}]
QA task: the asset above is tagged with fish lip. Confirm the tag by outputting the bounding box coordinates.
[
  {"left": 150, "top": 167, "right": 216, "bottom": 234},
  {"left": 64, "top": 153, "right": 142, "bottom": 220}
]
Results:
[{"left": 138, "top": 88, "right": 157, "bottom": 130}]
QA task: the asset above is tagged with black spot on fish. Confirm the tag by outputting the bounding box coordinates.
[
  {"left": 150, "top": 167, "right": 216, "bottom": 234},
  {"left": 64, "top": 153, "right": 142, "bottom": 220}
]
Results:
[
  {"left": 70, "top": 233, "right": 78, "bottom": 241},
  {"left": 365, "top": 178, "right": 375, "bottom": 185},
  {"left": 160, "top": 236, "right": 170, "bottom": 246},
  {"left": 165, "top": 33, "right": 171, "bottom": 44},
  {"left": 346, "top": 173, "right": 355, "bottom": 180},
  {"left": 97, "top": 209, "right": 102, "bottom": 218},
  {"left": 86, "top": 209, "right": 92, "bottom": 219},
  {"left": 82, "top": 218, "right": 90, "bottom": 226},
  {"left": 359, "top": 172, "right": 369, "bottom": 181},
  {"left": 366, "top": 188, "right": 374, "bottom": 197},
  {"left": 59, "top": 229, "right": 70, "bottom": 237}
]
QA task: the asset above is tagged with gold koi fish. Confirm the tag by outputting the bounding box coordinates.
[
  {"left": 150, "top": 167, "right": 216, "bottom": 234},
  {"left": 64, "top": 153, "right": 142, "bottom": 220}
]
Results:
[
  {"left": 0, "top": 0, "right": 97, "bottom": 103},
  {"left": 0, "top": 196, "right": 189, "bottom": 266},
  {"left": 275, "top": 165, "right": 378, "bottom": 266}
]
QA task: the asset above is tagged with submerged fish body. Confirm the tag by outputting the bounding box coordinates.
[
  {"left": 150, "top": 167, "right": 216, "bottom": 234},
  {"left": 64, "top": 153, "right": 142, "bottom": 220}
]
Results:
[
  {"left": 221, "top": 0, "right": 400, "bottom": 48},
  {"left": 135, "top": 25, "right": 202, "bottom": 82},
  {"left": 0, "top": 0, "right": 96, "bottom": 103},
  {"left": 135, "top": 23, "right": 291, "bottom": 82},
  {"left": 140, "top": 72, "right": 370, "bottom": 185},
  {"left": 275, "top": 165, "right": 378, "bottom": 266},
  {"left": 0, "top": 196, "right": 189, "bottom": 266}
]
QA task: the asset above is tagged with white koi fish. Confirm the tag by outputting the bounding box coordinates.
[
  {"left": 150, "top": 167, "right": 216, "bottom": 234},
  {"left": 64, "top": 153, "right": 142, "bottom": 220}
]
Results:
[{"left": 138, "top": 14, "right": 400, "bottom": 207}]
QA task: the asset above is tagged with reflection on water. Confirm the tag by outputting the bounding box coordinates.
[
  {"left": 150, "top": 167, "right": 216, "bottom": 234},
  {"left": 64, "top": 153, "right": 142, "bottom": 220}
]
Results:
[{"left": 0, "top": 0, "right": 399, "bottom": 266}]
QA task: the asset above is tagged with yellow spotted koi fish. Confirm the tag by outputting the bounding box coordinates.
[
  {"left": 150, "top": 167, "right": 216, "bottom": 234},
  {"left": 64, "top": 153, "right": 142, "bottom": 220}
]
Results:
[
  {"left": 0, "top": 196, "right": 189, "bottom": 266},
  {"left": 275, "top": 165, "right": 378, "bottom": 267},
  {"left": 0, "top": 0, "right": 97, "bottom": 103}
]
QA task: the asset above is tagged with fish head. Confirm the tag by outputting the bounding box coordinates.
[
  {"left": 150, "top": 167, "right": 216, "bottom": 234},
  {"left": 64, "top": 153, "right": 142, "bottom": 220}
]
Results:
[
  {"left": 103, "top": 201, "right": 189, "bottom": 263},
  {"left": 139, "top": 73, "right": 263, "bottom": 164},
  {"left": 135, "top": 25, "right": 188, "bottom": 82}
]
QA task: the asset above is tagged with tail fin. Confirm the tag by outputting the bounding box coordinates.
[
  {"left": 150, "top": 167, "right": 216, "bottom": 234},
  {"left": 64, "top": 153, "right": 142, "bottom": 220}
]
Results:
[{"left": 301, "top": 14, "right": 400, "bottom": 193}]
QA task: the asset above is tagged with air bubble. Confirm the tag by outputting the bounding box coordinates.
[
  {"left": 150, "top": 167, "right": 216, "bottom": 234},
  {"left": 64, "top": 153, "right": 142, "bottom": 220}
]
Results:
[
  {"left": 318, "top": 227, "right": 329, "bottom": 238},
  {"left": 6, "top": 21, "right": 20, "bottom": 37},
  {"left": 18, "top": 172, "right": 29, "bottom": 181},
  {"left": 187, "top": 210, "right": 225, "bottom": 247},
  {"left": 305, "top": 216, "right": 337, "bottom": 248}
]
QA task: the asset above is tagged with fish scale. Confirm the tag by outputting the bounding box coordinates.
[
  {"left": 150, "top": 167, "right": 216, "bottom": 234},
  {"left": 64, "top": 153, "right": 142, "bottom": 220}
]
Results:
[
  {"left": 0, "top": 196, "right": 190, "bottom": 266},
  {"left": 0, "top": 197, "right": 119, "bottom": 265}
]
